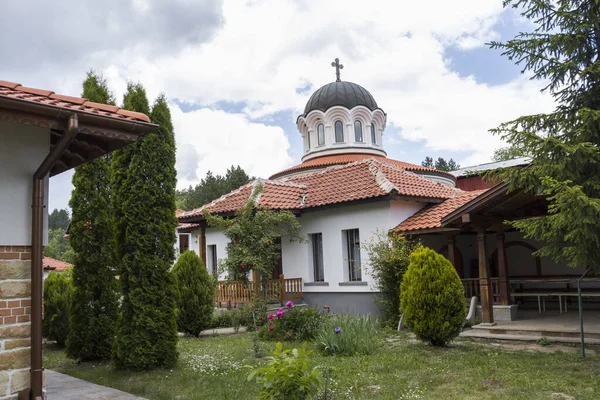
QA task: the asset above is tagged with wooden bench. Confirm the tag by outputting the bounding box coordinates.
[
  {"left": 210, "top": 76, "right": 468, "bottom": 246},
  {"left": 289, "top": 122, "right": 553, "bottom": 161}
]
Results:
[{"left": 511, "top": 290, "right": 600, "bottom": 314}]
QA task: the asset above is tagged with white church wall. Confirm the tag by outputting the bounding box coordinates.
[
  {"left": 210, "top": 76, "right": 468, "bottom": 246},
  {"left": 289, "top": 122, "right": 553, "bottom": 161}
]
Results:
[{"left": 205, "top": 227, "right": 230, "bottom": 280}]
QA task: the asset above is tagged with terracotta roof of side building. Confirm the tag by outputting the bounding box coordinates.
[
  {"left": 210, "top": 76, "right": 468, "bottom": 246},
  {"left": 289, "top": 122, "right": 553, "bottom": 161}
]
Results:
[
  {"left": 43, "top": 256, "right": 72, "bottom": 272},
  {"left": 0, "top": 80, "right": 150, "bottom": 123}
]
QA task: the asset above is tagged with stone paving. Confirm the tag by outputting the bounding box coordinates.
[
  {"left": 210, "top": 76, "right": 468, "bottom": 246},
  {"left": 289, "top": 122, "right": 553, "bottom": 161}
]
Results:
[{"left": 46, "top": 370, "right": 148, "bottom": 400}]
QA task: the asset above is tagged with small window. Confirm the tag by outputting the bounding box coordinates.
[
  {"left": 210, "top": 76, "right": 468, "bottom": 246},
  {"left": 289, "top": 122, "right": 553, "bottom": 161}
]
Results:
[
  {"left": 334, "top": 120, "right": 344, "bottom": 143},
  {"left": 179, "top": 234, "right": 190, "bottom": 255},
  {"left": 354, "top": 120, "right": 363, "bottom": 142},
  {"left": 207, "top": 245, "right": 217, "bottom": 274},
  {"left": 317, "top": 124, "right": 325, "bottom": 146},
  {"left": 311, "top": 233, "right": 324, "bottom": 282},
  {"left": 371, "top": 124, "right": 376, "bottom": 144},
  {"left": 344, "top": 229, "right": 361, "bottom": 281},
  {"left": 307, "top": 131, "right": 311, "bottom": 150}
]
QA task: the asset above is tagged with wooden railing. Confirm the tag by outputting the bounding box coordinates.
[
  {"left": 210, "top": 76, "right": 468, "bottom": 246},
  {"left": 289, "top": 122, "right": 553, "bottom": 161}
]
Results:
[
  {"left": 461, "top": 278, "right": 500, "bottom": 304},
  {"left": 215, "top": 275, "right": 303, "bottom": 306}
]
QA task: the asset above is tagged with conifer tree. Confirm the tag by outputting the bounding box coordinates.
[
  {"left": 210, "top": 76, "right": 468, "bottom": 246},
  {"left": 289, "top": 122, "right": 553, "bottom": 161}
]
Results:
[
  {"left": 490, "top": 0, "right": 600, "bottom": 270},
  {"left": 113, "top": 90, "right": 179, "bottom": 369},
  {"left": 66, "top": 71, "right": 119, "bottom": 361}
]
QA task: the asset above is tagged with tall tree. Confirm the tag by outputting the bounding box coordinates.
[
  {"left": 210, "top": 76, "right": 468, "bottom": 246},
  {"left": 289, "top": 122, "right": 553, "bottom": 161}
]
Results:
[
  {"left": 48, "top": 208, "right": 70, "bottom": 230},
  {"left": 66, "top": 71, "right": 119, "bottom": 361},
  {"left": 113, "top": 91, "right": 179, "bottom": 369},
  {"left": 421, "top": 156, "right": 460, "bottom": 171},
  {"left": 489, "top": 0, "right": 600, "bottom": 270}
]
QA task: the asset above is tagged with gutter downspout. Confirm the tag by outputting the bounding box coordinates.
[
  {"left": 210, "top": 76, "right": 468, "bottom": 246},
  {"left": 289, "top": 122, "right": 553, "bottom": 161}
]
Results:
[{"left": 26, "top": 114, "right": 78, "bottom": 400}]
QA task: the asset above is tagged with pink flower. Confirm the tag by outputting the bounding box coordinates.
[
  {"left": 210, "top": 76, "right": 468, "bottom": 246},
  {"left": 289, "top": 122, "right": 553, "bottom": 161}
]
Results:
[
  {"left": 285, "top": 301, "right": 294, "bottom": 308},
  {"left": 268, "top": 326, "right": 274, "bottom": 331},
  {"left": 276, "top": 310, "right": 284, "bottom": 318},
  {"left": 268, "top": 314, "right": 274, "bottom": 321}
]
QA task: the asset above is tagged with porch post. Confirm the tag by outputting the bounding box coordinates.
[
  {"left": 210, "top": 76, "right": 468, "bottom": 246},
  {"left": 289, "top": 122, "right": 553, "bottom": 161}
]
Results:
[
  {"left": 476, "top": 228, "right": 494, "bottom": 324},
  {"left": 446, "top": 233, "right": 462, "bottom": 277},
  {"left": 496, "top": 232, "right": 511, "bottom": 305},
  {"left": 200, "top": 226, "right": 207, "bottom": 266}
]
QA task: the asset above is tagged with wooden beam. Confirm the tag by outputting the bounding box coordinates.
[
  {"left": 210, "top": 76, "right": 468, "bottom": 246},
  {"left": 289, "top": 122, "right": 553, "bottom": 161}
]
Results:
[
  {"left": 476, "top": 227, "right": 494, "bottom": 324},
  {"left": 496, "top": 232, "right": 511, "bottom": 305}
]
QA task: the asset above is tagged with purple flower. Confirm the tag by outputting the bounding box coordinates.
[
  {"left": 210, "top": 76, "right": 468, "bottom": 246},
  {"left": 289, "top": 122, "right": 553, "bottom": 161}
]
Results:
[
  {"left": 268, "top": 326, "right": 274, "bottom": 331},
  {"left": 335, "top": 327, "right": 341, "bottom": 335},
  {"left": 285, "top": 301, "right": 294, "bottom": 308},
  {"left": 276, "top": 310, "right": 284, "bottom": 318},
  {"left": 268, "top": 314, "right": 274, "bottom": 321}
]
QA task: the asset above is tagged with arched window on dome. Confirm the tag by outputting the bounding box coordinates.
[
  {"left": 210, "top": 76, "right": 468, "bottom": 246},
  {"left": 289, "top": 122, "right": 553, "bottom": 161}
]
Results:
[
  {"left": 371, "top": 123, "right": 377, "bottom": 144},
  {"left": 334, "top": 120, "right": 344, "bottom": 143},
  {"left": 317, "top": 124, "right": 325, "bottom": 146},
  {"left": 307, "top": 130, "right": 311, "bottom": 151},
  {"left": 354, "top": 120, "right": 363, "bottom": 142}
]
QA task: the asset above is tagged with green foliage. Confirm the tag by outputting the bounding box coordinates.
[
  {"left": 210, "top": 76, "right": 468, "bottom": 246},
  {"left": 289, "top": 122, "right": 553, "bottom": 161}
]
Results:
[
  {"left": 421, "top": 156, "right": 460, "bottom": 171},
  {"left": 247, "top": 342, "right": 324, "bottom": 400},
  {"left": 172, "top": 250, "right": 215, "bottom": 336},
  {"left": 258, "top": 305, "right": 324, "bottom": 342},
  {"left": 44, "top": 228, "right": 74, "bottom": 264},
  {"left": 66, "top": 71, "right": 119, "bottom": 362},
  {"left": 315, "top": 315, "right": 380, "bottom": 356},
  {"left": 42, "top": 270, "right": 73, "bottom": 346},
  {"left": 113, "top": 87, "right": 179, "bottom": 370},
  {"left": 204, "top": 185, "right": 304, "bottom": 288},
  {"left": 177, "top": 166, "right": 253, "bottom": 210},
  {"left": 48, "top": 208, "right": 70, "bottom": 230},
  {"left": 400, "top": 248, "right": 465, "bottom": 346},
  {"left": 488, "top": 0, "right": 600, "bottom": 271},
  {"left": 364, "top": 230, "right": 422, "bottom": 327}
]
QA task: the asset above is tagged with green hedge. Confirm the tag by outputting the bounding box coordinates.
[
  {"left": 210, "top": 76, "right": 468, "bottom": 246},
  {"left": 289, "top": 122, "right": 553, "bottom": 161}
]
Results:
[{"left": 43, "top": 270, "right": 73, "bottom": 346}]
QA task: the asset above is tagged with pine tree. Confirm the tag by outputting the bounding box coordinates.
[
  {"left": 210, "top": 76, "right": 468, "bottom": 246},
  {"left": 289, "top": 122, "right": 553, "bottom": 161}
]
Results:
[
  {"left": 172, "top": 250, "right": 214, "bottom": 336},
  {"left": 489, "top": 0, "right": 600, "bottom": 270},
  {"left": 113, "top": 91, "right": 179, "bottom": 369},
  {"left": 65, "top": 71, "right": 119, "bottom": 361}
]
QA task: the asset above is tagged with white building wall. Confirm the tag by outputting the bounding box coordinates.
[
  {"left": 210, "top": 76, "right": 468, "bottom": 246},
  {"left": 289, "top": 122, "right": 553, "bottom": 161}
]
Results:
[
  {"left": 205, "top": 227, "right": 230, "bottom": 279},
  {"left": 282, "top": 200, "right": 423, "bottom": 293},
  {"left": 0, "top": 121, "right": 50, "bottom": 246}
]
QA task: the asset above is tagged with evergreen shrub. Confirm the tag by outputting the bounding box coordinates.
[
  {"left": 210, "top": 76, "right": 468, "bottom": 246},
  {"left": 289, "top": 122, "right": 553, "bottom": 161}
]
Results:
[
  {"left": 172, "top": 250, "right": 215, "bottom": 336},
  {"left": 400, "top": 248, "right": 465, "bottom": 346},
  {"left": 42, "top": 270, "right": 73, "bottom": 346}
]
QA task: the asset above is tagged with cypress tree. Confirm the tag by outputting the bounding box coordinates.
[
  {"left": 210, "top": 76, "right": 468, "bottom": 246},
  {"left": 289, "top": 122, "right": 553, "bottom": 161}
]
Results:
[
  {"left": 489, "top": 1, "right": 600, "bottom": 271},
  {"left": 66, "top": 72, "right": 119, "bottom": 361},
  {"left": 113, "top": 91, "right": 179, "bottom": 369}
]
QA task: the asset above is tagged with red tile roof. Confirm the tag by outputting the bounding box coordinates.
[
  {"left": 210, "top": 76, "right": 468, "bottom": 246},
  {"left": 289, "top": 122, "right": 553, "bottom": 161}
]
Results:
[
  {"left": 393, "top": 190, "right": 488, "bottom": 233},
  {"left": 269, "top": 153, "right": 455, "bottom": 179},
  {"left": 180, "top": 158, "right": 461, "bottom": 221},
  {"left": 0, "top": 80, "right": 150, "bottom": 123},
  {"left": 43, "top": 256, "right": 72, "bottom": 272}
]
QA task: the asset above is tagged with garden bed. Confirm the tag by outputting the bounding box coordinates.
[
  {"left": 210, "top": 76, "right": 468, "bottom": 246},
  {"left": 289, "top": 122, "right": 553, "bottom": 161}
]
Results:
[{"left": 44, "top": 332, "right": 600, "bottom": 399}]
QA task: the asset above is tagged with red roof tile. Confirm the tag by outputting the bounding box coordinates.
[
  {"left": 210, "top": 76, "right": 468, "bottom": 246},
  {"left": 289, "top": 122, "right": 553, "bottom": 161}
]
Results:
[
  {"left": 180, "top": 158, "right": 461, "bottom": 221},
  {"left": 269, "top": 153, "right": 455, "bottom": 179},
  {"left": 43, "top": 256, "right": 72, "bottom": 272},
  {"left": 0, "top": 80, "right": 151, "bottom": 123},
  {"left": 393, "top": 190, "right": 488, "bottom": 233}
]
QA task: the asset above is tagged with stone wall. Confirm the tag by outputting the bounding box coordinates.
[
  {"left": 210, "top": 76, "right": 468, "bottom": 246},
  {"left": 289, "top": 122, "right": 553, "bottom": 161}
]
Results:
[{"left": 0, "top": 246, "right": 32, "bottom": 399}]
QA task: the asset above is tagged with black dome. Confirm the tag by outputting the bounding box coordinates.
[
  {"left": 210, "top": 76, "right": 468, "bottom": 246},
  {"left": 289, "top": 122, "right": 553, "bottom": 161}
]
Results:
[{"left": 302, "top": 81, "right": 380, "bottom": 115}]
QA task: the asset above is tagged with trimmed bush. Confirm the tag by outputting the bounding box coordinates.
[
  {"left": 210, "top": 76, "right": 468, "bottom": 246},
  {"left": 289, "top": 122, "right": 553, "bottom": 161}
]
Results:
[
  {"left": 400, "top": 247, "right": 465, "bottom": 346},
  {"left": 42, "top": 270, "right": 73, "bottom": 346},
  {"left": 172, "top": 250, "right": 215, "bottom": 336},
  {"left": 315, "top": 315, "right": 380, "bottom": 356},
  {"left": 258, "top": 303, "right": 324, "bottom": 342}
]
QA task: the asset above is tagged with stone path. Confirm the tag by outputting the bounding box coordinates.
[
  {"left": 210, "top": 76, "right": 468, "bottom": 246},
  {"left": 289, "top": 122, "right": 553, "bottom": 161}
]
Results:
[{"left": 46, "top": 370, "right": 148, "bottom": 400}]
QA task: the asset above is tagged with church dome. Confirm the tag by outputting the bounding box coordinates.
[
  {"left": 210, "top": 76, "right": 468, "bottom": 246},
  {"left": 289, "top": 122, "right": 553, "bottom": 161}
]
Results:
[{"left": 302, "top": 81, "right": 381, "bottom": 116}]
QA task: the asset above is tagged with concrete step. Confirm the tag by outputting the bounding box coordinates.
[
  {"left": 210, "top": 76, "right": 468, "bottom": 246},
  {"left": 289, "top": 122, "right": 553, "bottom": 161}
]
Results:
[
  {"left": 470, "top": 324, "right": 600, "bottom": 340},
  {"left": 460, "top": 329, "right": 600, "bottom": 344}
]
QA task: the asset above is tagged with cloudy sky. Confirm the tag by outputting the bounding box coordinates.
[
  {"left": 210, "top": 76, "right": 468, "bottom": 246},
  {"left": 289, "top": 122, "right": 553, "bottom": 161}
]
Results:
[{"left": 1, "top": 0, "right": 554, "bottom": 211}]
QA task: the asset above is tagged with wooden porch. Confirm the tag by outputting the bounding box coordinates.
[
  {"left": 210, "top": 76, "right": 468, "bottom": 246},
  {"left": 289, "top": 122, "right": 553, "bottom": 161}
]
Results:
[{"left": 215, "top": 274, "right": 303, "bottom": 306}]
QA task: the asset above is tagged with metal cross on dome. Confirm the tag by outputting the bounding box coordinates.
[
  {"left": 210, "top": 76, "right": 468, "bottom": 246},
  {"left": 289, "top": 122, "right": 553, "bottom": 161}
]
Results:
[{"left": 331, "top": 58, "right": 344, "bottom": 82}]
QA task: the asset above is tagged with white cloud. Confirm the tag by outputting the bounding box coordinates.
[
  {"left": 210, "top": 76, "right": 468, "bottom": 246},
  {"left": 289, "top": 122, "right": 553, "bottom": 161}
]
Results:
[{"left": 171, "top": 104, "right": 292, "bottom": 189}]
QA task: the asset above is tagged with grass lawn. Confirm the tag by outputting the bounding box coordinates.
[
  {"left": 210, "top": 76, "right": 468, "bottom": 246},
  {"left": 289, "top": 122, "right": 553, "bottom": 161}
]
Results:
[{"left": 44, "top": 332, "right": 600, "bottom": 400}]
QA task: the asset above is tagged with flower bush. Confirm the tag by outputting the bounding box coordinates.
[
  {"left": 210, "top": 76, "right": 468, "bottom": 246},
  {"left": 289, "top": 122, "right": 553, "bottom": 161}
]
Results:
[
  {"left": 315, "top": 315, "right": 380, "bottom": 356},
  {"left": 258, "top": 303, "right": 324, "bottom": 342},
  {"left": 247, "top": 342, "right": 324, "bottom": 400}
]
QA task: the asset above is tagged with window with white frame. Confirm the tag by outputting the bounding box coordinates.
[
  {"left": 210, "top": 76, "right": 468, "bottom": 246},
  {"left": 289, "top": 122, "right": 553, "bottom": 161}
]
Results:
[
  {"left": 311, "top": 233, "right": 324, "bottom": 282},
  {"left": 334, "top": 120, "right": 344, "bottom": 143},
  {"left": 317, "top": 123, "right": 325, "bottom": 145},
  {"left": 354, "top": 120, "right": 363, "bottom": 142},
  {"left": 343, "top": 229, "right": 361, "bottom": 281},
  {"left": 207, "top": 245, "right": 217, "bottom": 274}
]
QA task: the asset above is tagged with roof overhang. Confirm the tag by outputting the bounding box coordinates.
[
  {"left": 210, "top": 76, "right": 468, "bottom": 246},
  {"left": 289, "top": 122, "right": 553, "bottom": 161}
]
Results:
[{"left": 0, "top": 95, "right": 158, "bottom": 176}]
